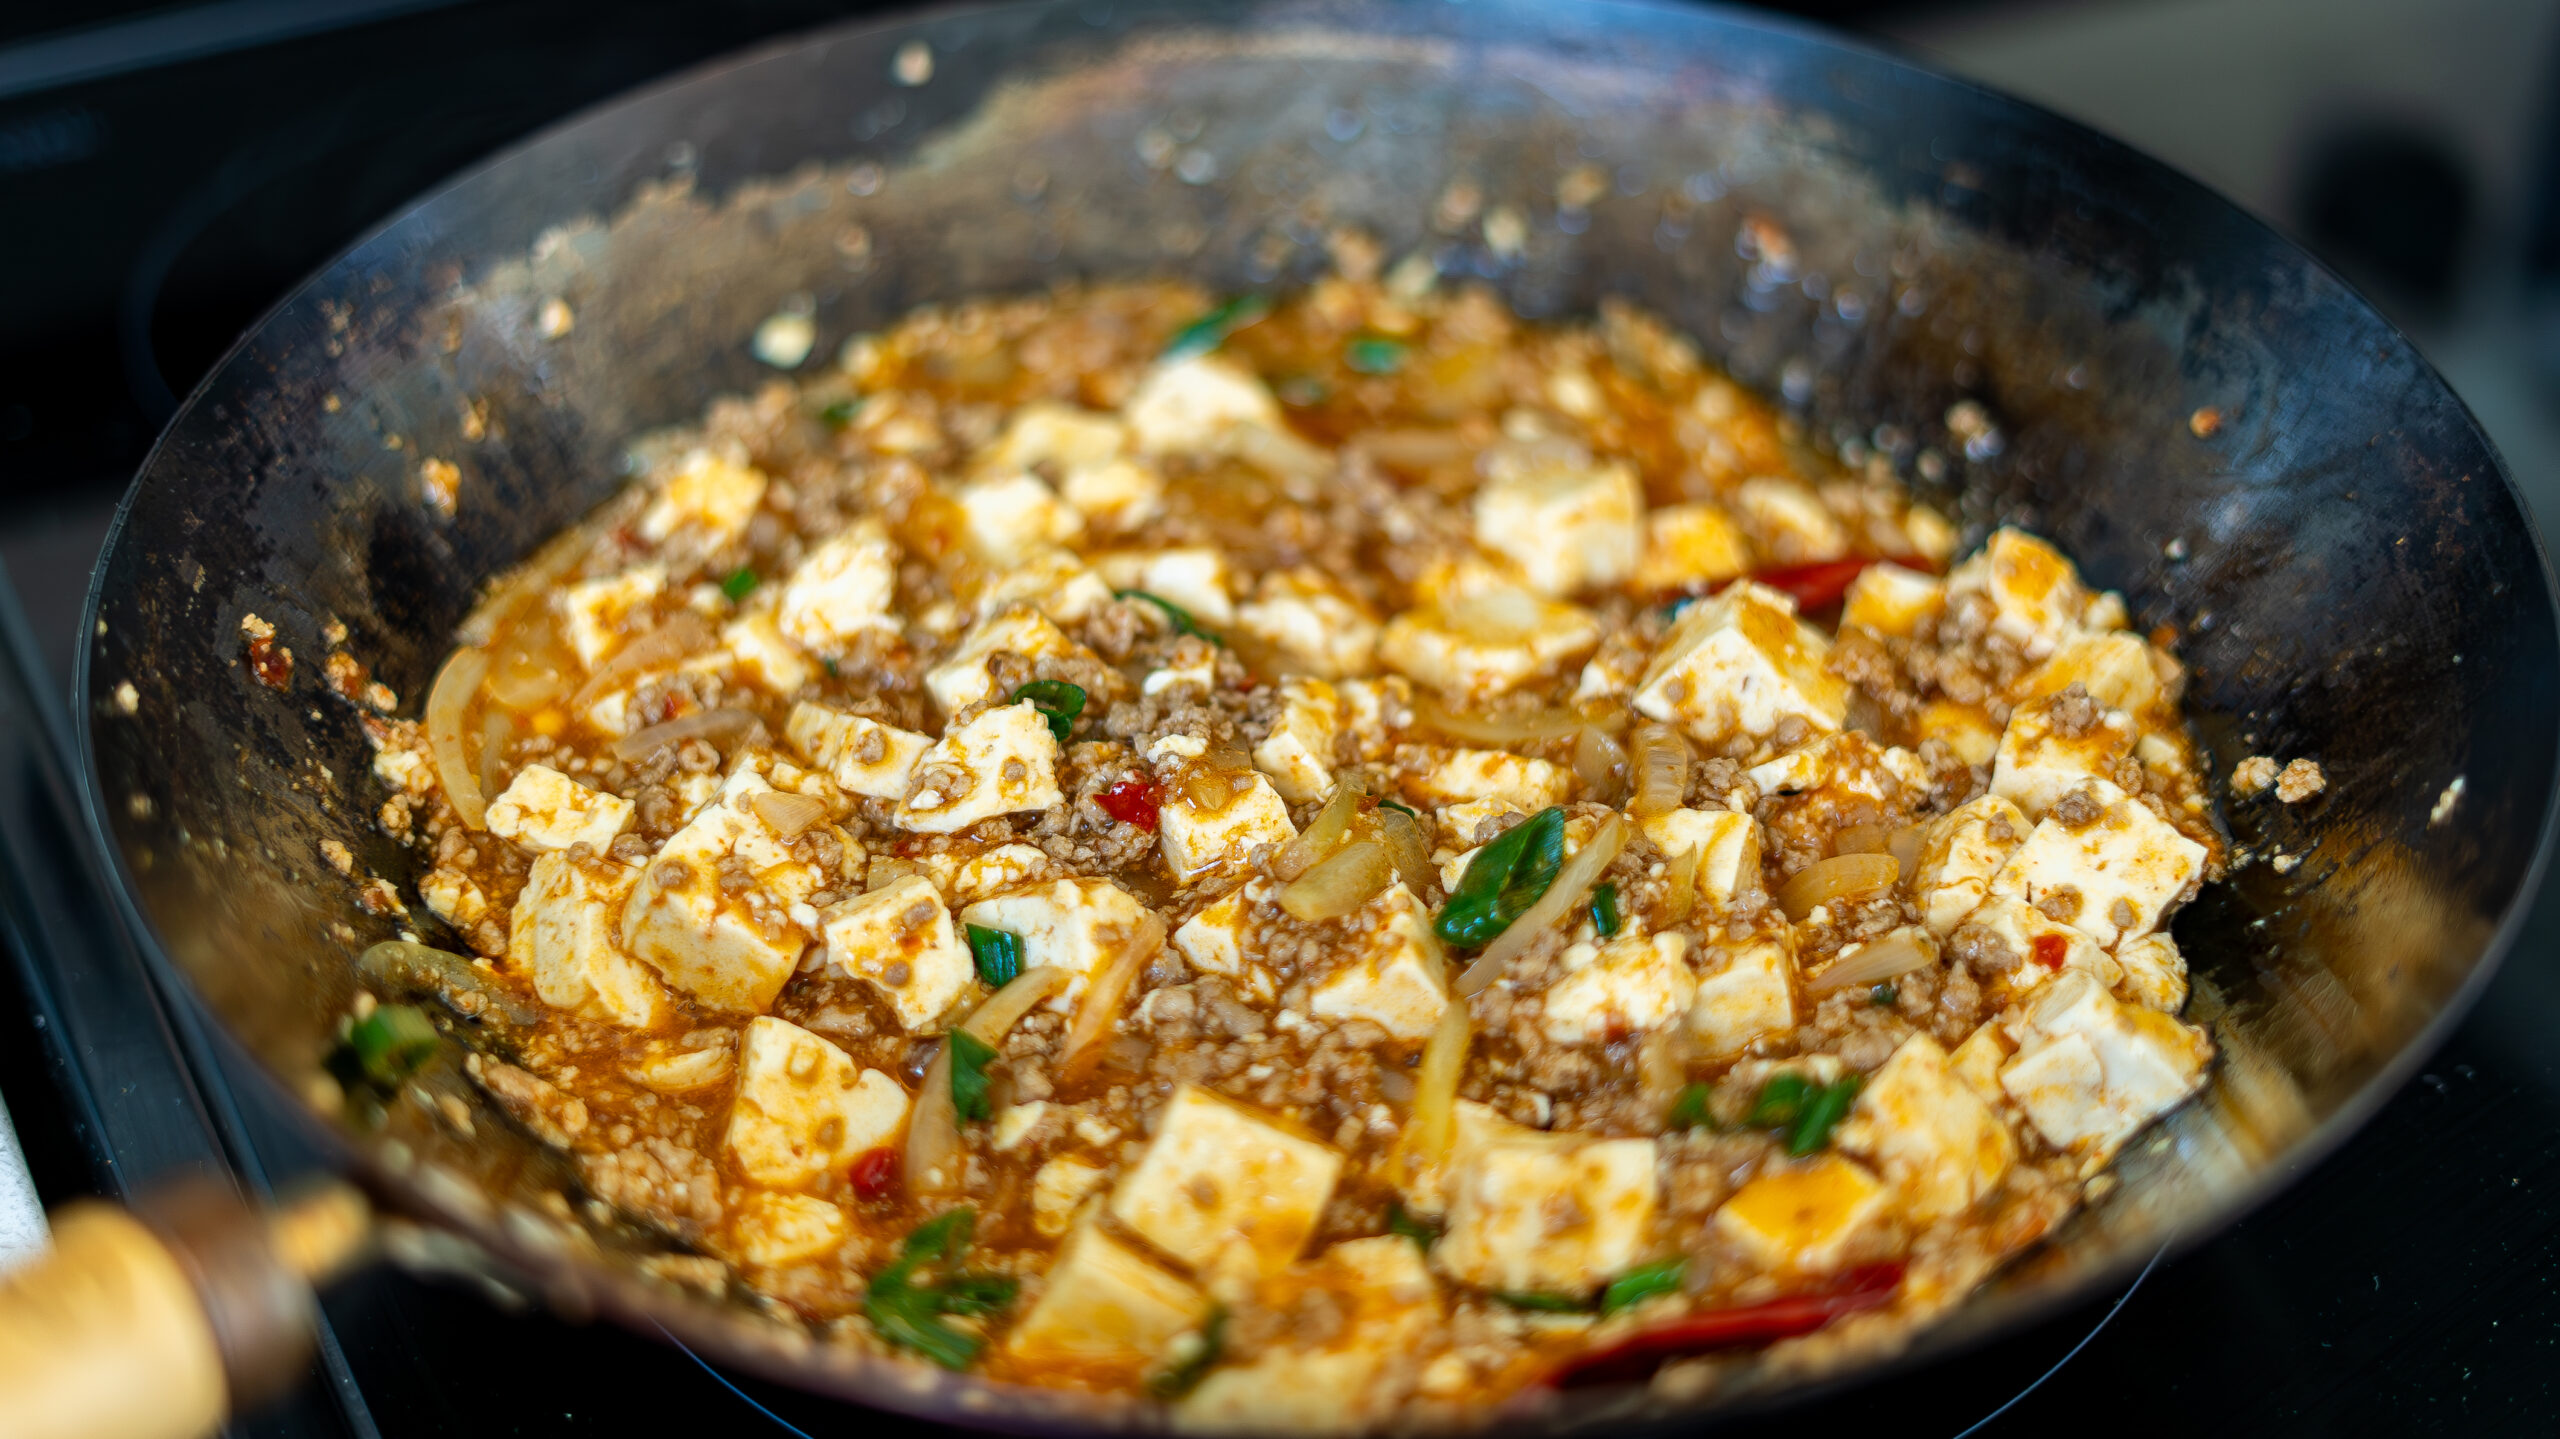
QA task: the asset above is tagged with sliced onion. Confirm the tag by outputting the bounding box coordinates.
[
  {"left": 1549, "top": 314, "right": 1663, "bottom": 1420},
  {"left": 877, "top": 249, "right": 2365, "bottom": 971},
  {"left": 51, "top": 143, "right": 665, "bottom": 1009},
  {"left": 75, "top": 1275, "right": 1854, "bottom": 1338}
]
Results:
[
  {"left": 484, "top": 610, "right": 570, "bottom": 712},
  {"left": 1057, "top": 909, "right": 1166, "bottom": 1084},
  {"left": 1807, "top": 928, "right": 1940, "bottom": 995},
  {"left": 1406, "top": 996, "right": 1472, "bottom": 1170},
  {"left": 1574, "top": 726, "right": 1628, "bottom": 805},
  {"left": 1455, "top": 813, "right": 1628, "bottom": 996},
  {"left": 1416, "top": 696, "right": 1604, "bottom": 746},
  {"left": 1775, "top": 852, "right": 1900, "bottom": 922},
  {"left": 568, "top": 609, "right": 713, "bottom": 712},
  {"left": 458, "top": 521, "right": 604, "bottom": 647},
  {"left": 1375, "top": 805, "right": 1435, "bottom": 894},
  {"left": 1280, "top": 840, "right": 1393, "bottom": 922},
  {"left": 478, "top": 709, "right": 511, "bottom": 799},
  {"left": 1886, "top": 822, "right": 1929, "bottom": 877},
  {"left": 1661, "top": 842, "right": 1703, "bottom": 924},
  {"left": 612, "top": 707, "right": 758, "bottom": 762},
  {"left": 749, "top": 789, "right": 828, "bottom": 838},
  {"left": 961, "top": 965, "right": 1072, "bottom": 1047},
  {"left": 1232, "top": 422, "right": 1330, "bottom": 483},
  {"left": 426, "top": 646, "right": 491, "bottom": 829},
  {"left": 1628, "top": 723, "right": 1691, "bottom": 818},
  {"left": 1832, "top": 823, "right": 1893, "bottom": 856},
  {"left": 907, "top": 965, "right": 1072, "bottom": 1199},
  {"left": 1272, "top": 778, "right": 1364, "bottom": 881},
  {"left": 1637, "top": 1028, "right": 1687, "bottom": 1121},
  {"left": 1351, "top": 427, "right": 1473, "bottom": 471}
]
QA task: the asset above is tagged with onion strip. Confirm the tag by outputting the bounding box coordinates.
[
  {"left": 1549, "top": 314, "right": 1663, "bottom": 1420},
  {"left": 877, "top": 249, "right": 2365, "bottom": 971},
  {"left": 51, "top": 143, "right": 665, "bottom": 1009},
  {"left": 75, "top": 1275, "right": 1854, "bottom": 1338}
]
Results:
[
  {"left": 1416, "top": 696, "right": 1617, "bottom": 746},
  {"left": 1573, "top": 726, "right": 1628, "bottom": 806},
  {"left": 1056, "top": 910, "right": 1166, "bottom": 1084},
  {"left": 1807, "top": 928, "right": 1940, "bottom": 995},
  {"left": 1454, "top": 814, "right": 1628, "bottom": 996},
  {"left": 1774, "top": 853, "right": 1900, "bottom": 922},
  {"left": 1279, "top": 840, "right": 1393, "bottom": 921},
  {"left": 1375, "top": 805, "right": 1435, "bottom": 894},
  {"left": 906, "top": 966, "right": 1071, "bottom": 1199},
  {"left": 1272, "top": 779, "right": 1363, "bottom": 881},
  {"left": 425, "top": 647, "right": 491, "bottom": 829},
  {"left": 1406, "top": 996, "right": 1472, "bottom": 1171},
  {"left": 612, "top": 707, "right": 758, "bottom": 762},
  {"left": 963, "top": 965, "right": 1071, "bottom": 1046},
  {"left": 748, "top": 789, "right": 828, "bottom": 838},
  {"left": 568, "top": 609, "right": 713, "bottom": 712},
  {"left": 1628, "top": 723, "right": 1690, "bottom": 818}
]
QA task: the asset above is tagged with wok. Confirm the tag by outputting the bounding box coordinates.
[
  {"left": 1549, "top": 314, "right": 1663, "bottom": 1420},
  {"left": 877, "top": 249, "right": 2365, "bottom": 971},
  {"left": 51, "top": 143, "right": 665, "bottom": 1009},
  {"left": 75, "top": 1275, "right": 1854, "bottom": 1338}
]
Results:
[{"left": 45, "top": 0, "right": 2560, "bottom": 1432}]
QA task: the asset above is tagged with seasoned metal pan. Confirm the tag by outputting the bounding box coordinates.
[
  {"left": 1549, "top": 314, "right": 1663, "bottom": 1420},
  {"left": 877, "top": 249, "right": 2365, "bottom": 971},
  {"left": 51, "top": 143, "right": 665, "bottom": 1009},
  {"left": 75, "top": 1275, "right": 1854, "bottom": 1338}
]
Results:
[{"left": 54, "top": 0, "right": 2560, "bottom": 1432}]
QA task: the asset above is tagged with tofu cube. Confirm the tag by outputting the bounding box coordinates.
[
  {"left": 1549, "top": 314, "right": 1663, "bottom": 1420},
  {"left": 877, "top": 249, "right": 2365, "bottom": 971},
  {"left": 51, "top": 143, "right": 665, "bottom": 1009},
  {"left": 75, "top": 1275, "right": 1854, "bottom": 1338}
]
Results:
[
  {"left": 1377, "top": 586, "right": 1602, "bottom": 698},
  {"left": 917, "top": 841, "right": 1053, "bottom": 906},
  {"left": 1406, "top": 748, "right": 1572, "bottom": 811},
  {"left": 1333, "top": 676, "right": 1410, "bottom": 762},
  {"left": 1093, "top": 547, "right": 1238, "bottom": 625},
  {"left": 786, "top": 701, "right": 931, "bottom": 800},
  {"left": 1172, "top": 882, "right": 1280, "bottom": 1004},
  {"left": 2114, "top": 931, "right": 2189, "bottom": 1012},
  {"left": 1252, "top": 677, "right": 1340, "bottom": 803},
  {"left": 959, "top": 878, "right": 1156, "bottom": 1008},
  {"left": 1637, "top": 808, "right": 1761, "bottom": 910},
  {"left": 1159, "top": 771, "right": 1297, "bottom": 882},
  {"left": 1947, "top": 1023, "right": 2015, "bottom": 1106},
  {"left": 776, "top": 518, "right": 899, "bottom": 652},
  {"left": 1991, "top": 692, "right": 2138, "bottom": 821},
  {"left": 1632, "top": 502, "right": 1752, "bottom": 593},
  {"left": 1434, "top": 1120, "right": 1658, "bottom": 1294},
  {"left": 1685, "top": 935, "right": 1796, "bottom": 1058},
  {"left": 1733, "top": 477, "right": 1849, "bottom": 563},
  {"left": 557, "top": 565, "right": 665, "bottom": 669},
  {"left": 1177, "top": 1237, "right": 1438, "bottom": 1433},
  {"left": 1540, "top": 932, "right": 1697, "bottom": 1046},
  {"left": 1835, "top": 1034, "right": 2017, "bottom": 1224},
  {"left": 727, "top": 1191, "right": 848, "bottom": 1268},
  {"left": 1746, "top": 732, "right": 1933, "bottom": 806},
  {"left": 1841, "top": 562, "right": 1946, "bottom": 638},
  {"left": 1711, "top": 1154, "right": 1888, "bottom": 1272},
  {"left": 1946, "top": 527, "right": 2095, "bottom": 661},
  {"left": 1916, "top": 700, "right": 2003, "bottom": 767},
  {"left": 723, "top": 1015, "right": 909, "bottom": 1187},
  {"left": 1143, "top": 647, "right": 1221, "bottom": 698},
  {"left": 1034, "top": 1153, "right": 1111, "bottom": 1237},
  {"left": 420, "top": 869, "right": 489, "bottom": 929},
  {"left": 820, "top": 875, "right": 973, "bottom": 1031},
  {"left": 720, "top": 610, "right": 815, "bottom": 694},
  {"left": 980, "top": 400, "right": 1127, "bottom": 475},
  {"left": 1472, "top": 447, "right": 1642, "bottom": 595},
  {"left": 1236, "top": 569, "right": 1379, "bottom": 680},
  {"left": 893, "top": 702, "right": 1065, "bottom": 834},
  {"left": 1110, "top": 1084, "right": 1344, "bottom": 1272},
  {"left": 1309, "top": 883, "right": 1450, "bottom": 1040},
  {"left": 485, "top": 764, "right": 633, "bottom": 854},
  {"left": 1912, "top": 794, "right": 2030, "bottom": 936},
  {"left": 1999, "top": 970, "right": 2212, "bottom": 1166},
  {"left": 974, "top": 547, "right": 1115, "bottom": 626},
  {"left": 1988, "top": 782, "right": 2207, "bottom": 949},
  {"left": 1005, "top": 1223, "right": 1211, "bottom": 1380},
  {"left": 510, "top": 852, "right": 668, "bottom": 1029},
  {"left": 1061, "top": 457, "right": 1165, "bottom": 531},
  {"left": 2017, "top": 631, "right": 2171, "bottom": 714},
  {"left": 925, "top": 603, "right": 1095, "bottom": 714},
  {"left": 619, "top": 769, "right": 826, "bottom": 1012},
  {"left": 639, "top": 446, "right": 766, "bottom": 549},
  {"left": 1633, "top": 580, "right": 1848, "bottom": 746},
  {"left": 955, "top": 472, "right": 1083, "bottom": 565},
  {"left": 1961, "top": 896, "right": 2114, "bottom": 998},
  {"left": 1126, "top": 355, "right": 1284, "bottom": 454}
]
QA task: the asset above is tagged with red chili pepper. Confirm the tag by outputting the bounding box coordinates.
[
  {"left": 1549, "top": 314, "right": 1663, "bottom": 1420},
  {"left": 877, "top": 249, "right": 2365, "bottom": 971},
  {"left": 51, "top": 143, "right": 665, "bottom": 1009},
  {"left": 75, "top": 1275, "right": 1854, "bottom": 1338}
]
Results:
[
  {"left": 1746, "top": 558, "right": 1875, "bottom": 611},
  {"left": 1097, "top": 776, "right": 1163, "bottom": 831},
  {"left": 1540, "top": 1263, "right": 1906, "bottom": 1389},
  {"left": 2031, "top": 932, "right": 2070, "bottom": 971},
  {"left": 848, "top": 1146, "right": 899, "bottom": 1199}
]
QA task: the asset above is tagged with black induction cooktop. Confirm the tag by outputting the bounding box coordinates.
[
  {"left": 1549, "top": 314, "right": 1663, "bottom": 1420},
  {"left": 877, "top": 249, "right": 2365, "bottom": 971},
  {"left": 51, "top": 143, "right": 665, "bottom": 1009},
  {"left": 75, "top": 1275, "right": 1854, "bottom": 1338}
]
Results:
[{"left": 0, "top": 4, "right": 2554, "bottom": 1436}]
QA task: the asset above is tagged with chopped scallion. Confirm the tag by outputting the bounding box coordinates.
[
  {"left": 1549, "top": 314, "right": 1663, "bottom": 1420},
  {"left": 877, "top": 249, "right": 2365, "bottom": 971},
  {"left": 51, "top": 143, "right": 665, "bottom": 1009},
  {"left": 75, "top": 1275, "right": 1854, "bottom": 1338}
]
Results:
[
  {"left": 966, "top": 924, "right": 1023, "bottom": 987},
  {"left": 948, "top": 1029, "right": 999, "bottom": 1122},
  {"left": 1161, "top": 294, "right": 1270, "bottom": 361},
  {"left": 720, "top": 567, "right": 759, "bottom": 601},
  {"left": 1600, "top": 1259, "right": 1686, "bottom": 1315},
  {"left": 1590, "top": 882, "right": 1621, "bottom": 937},
  {"left": 1344, "top": 334, "right": 1408, "bottom": 374},
  {"left": 1009, "top": 679, "right": 1086, "bottom": 742},
  {"left": 1666, "top": 1082, "right": 1714, "bottom": 1132},
  {"left": 1146, "top": 1305, "right": 1227, "bottom": 1398}
]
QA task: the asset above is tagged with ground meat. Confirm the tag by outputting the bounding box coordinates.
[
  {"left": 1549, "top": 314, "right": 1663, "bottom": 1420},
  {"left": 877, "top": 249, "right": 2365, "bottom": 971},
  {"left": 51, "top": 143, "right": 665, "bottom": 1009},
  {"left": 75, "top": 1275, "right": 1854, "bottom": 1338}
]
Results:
[
  {"left": 2276, "top": 758, "right": 2327, "bottom": 803},
  {"left": 2230, "top": 754, "right": 2280, "bottom": 796}
]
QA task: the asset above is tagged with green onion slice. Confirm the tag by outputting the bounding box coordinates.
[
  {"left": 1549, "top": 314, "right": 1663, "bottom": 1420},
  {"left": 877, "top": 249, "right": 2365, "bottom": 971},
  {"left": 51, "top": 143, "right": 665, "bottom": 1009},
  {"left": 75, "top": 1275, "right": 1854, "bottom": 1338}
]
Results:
[
  {"left": 1590, "top": 882, "right": 1621, "bottom": 937},
  {"left": 966, "top": 925, "right": 1023, "bottom": 987},
  {"left": 1787, "top": 1076, "right": 1863, "bottom": 1157},
  {"left": 1117, "top": 589, "right": 1222, "bottom": 645},
  {"left": 1009, "top": 679, "right": 1086, "bottom": 743},
  {"left": 1666, "top": 1082, "right": 1714, "bottom": 1132},
  {"left": 1162, "top": 294, "right": 1271, "bottom": 361},
  {"left": 1344, "top": 335, "right": 1408, "bottom": 374},
  {"left": 948, "top": 1029, "right": 999, "bottom": 1122},
  {"left": 346, "top": 1003, "right": 439, "bottom": 1087},
  {"left": 720, "top": 567, "right": 759, "bottom": 601},
  {"left": 1600, "top": 1259, "right": 1687, "bottom": 1315},
  {"left": 1146, "top": 1305, "right": 1228, "bottom": 1399}
]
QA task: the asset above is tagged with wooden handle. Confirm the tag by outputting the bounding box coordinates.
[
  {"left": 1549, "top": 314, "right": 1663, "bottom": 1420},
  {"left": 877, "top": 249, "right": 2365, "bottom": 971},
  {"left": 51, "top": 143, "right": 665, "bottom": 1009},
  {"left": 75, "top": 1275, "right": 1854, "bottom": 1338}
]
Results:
[{"left": 0, "top": 1181, "right": 373, "bottom": 1439}]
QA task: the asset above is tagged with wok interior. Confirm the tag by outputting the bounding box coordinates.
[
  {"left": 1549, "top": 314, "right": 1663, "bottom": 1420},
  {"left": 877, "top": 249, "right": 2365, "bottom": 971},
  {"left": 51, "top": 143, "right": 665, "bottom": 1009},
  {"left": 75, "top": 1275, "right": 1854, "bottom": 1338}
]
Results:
[{"left": 80, "top": 0, "right": 2555, "bottom": 1427}]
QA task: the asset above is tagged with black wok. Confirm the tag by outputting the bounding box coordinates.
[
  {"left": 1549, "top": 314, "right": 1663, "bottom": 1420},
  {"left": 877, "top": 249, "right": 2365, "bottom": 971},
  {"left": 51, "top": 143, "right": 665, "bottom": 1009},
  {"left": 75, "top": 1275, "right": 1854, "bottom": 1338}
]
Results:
[{"left": 72, "top": 0, "right": 2560, "bottom": 1431}]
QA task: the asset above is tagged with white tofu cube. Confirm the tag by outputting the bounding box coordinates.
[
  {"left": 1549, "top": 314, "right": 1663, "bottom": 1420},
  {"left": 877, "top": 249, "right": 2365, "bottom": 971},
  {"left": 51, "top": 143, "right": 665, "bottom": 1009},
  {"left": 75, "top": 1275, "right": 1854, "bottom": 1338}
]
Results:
[
  {"left": 1541, "top": 932, "right": 1697, "bottom": 1046},
  {"left": 894, "top": 702, "right": 1065, "bottom": 834},
  {"left": 723, "top": 1015, "right": 909, "bottom": 1188},
  {"left": 1991, "top": 692, "right": 2138, "bottom": 821},
  {"left": 1912, "top": 794, "right": 2030, "bottom": 936},
  {"left": 1835, "top": 1034, "right": 2017, "bottom": 1224},
  {"left": 639, "top": 446, "right": 766, "bottom": 549},
  {"left": 1988, "top": 782, "right": 2207, "bottom": 949},
  {"left": 974, "top": 547, "right": 1115, "bottom": 626},
  {"left": 2017, "top": 631, "right": 2171, "bottom": 714},
  {"left": 1947, "top": 1023, "right": 2015, "bottom": 1106},
  {"left": 720, "top": 610, "right": 815, "bottom": 694},
  {"left": 994, "top": 1101, "right": 1049, "bottom": 1151},
  {"left": 1060, "top": 457, "right": 1165, "bottom": 531},
  {"left": 785, "top": 702, "right": 931, "bottom": 800},
  {"left": 955, "top": 472, "right": 1083, "bottom": 565},
  {"left": 1110, "top": 1084, "right": 1344, "bottom": 1272},
  {"left": 1437, "top": 798, "right": 1524, "bottom": 849},
  {"left": 1638, "top": 808, "right": 1761, "bottom": 910},
  {"left": 419, "top": 869, "right": 489, "bottom": 929},
  {"left": 1176, "top": 1237, "right": 1438, "bottom": 1433},
  {"left": 1171, "top": 882, "right": 1280, "bottom": 1003},
  {"left": 1632, "top": 503, "right": 1752, "bottom": 593},
  {"left": 1685, "top": 935, "right": 1796, "bottom": 1058},
  {"left": 1711, "top": 1154, "right": 1887, "bottom": 1273},
  {"left": 1407, "top": 748, "right": 1572, "bottom": 811},
  {"left": 1961, "top": 896, "right": 2114, "bottom": 998},
  {"left": 1005, "top": 1223, "right": 1211, "bottom": 1380},
  {"left": 820, "top": 875, "right": 974, "bottom": 1031},
  {"left": 1734, "top": 477, "right": 1849, "bottom": 563},
  {"left": 1999, "top": 970, "right": 2212, "bottom": 1166},
  {"left": 485, "top": 764, "right": 633, "bottom": 854},
  {"left": 1945, "top": 527, "right": 2096, "bottom": 661},
  {"left": 1917, "top": 700, "right": 2003, "bottom": 768},
  {"left": 2114, "top": 931, "right": 2189, "bottom": 1012},
  {"left": 1472, "top": 448, "right": 1642, "bottom": 595},
  {"left": 1126, "top": 355, "right": 1283, "bottom": 454},
  {"left": 1159, "top": 771, "right": 1297, "bottom": 883},
  {"left": 557, "top": 565, "right": 665, "bottom": 668},
  {"left": 1235, "top": 569, "right": 1378, "bottom": 680},
  {"left": 1332, "top": 676, "right": 1410, "bottom": 761},
  {"left": 1376, "top": 586, "right": 1602, "bottom": 699},
  {"left": 1841, "top": 562, "right": 1946, "bottom": 638},
  {"left": 1746, "top": 732, "right": 1933, "bottom": 806},
  {"left": 1093, "top": 547, "right": 1238, "bottom": 625},
  {"left": 959, "top": 877, "right": 1155, "bottom": 1008},
  {"left": 925, "top": 604, "right": 1094, "bottom": 714},
  {"left": 1250, "top": 678, "right": 1340, "bottom": 804},
  {"left": 1434, "top": 1119, "right": 1658, "bottom": 1294},
  {"left": 1034, "top": 1153, "right": 1110, "bottom": 1237},
  {"left": 916, "top": 841, "right": 1053, "bottom": 905},
  {"left": 1633, "top": 580, "right": 1848, "bottom": 747},
  {"left": 1309, "top": 883, "right": 1450, "bottom": 1040},
  {"left": 510, "top": 852, "right": 668, "bottom": 1029},
  {"left": 776, "top": 518, "right": 898, "bottom": 652},
  {"left": 980, "top": 400, "right": 1127, "bottom": 475},
  {"left": 619, "top": 770, "right": 823, "bottom": 1013},
  {"left": 727, "top": 1191, "right": 848, "bottom": 1268},
  {"left": 1143, "top": 650, "right": 1220, "bottom": 698}
]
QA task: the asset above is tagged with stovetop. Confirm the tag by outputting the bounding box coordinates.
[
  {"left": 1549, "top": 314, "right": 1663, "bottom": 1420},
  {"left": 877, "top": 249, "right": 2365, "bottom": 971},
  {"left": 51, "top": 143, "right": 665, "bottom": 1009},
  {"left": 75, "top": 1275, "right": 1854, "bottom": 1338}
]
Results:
[{"left": 0, "top": 4, "right": 2553, "bottom": 1436}]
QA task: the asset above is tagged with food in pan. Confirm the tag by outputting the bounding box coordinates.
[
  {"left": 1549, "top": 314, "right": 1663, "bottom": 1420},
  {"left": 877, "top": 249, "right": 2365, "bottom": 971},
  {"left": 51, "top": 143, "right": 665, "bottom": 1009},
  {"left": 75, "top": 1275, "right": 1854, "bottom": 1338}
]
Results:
[{"left": 354, "top": 267, "right": 2222, "bottom": 1423}]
